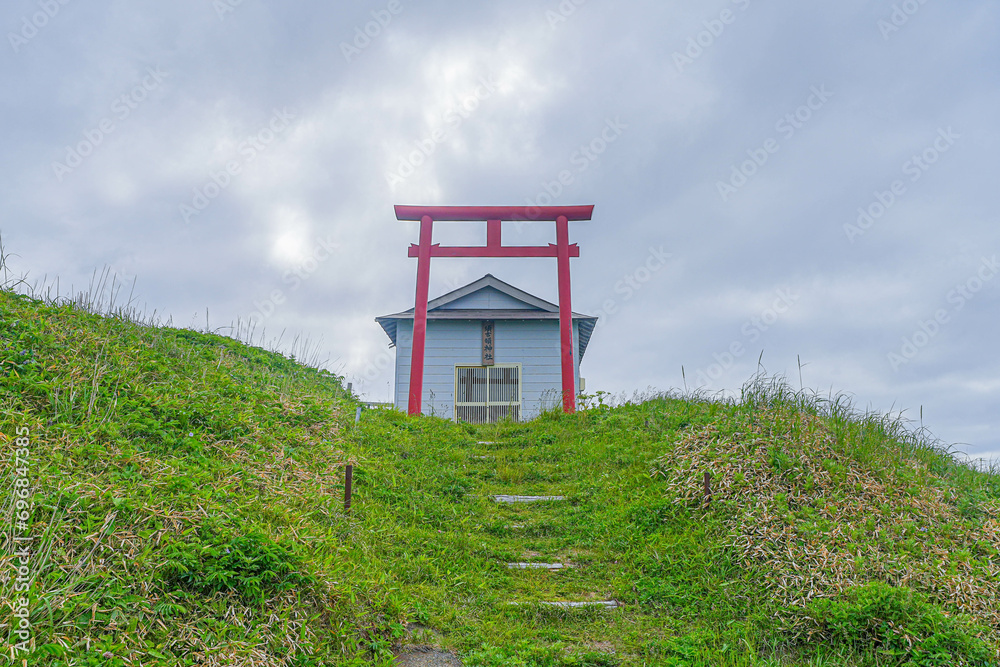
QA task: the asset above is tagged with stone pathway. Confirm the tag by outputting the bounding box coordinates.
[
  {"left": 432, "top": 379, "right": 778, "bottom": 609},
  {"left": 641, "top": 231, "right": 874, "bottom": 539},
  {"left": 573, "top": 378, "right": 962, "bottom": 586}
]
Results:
[
  {"left": 395, "top": 436, "right": 617, "bottom": 665},
  {"left": 489, "top": 444, "right": 620, "bottom": 616}
]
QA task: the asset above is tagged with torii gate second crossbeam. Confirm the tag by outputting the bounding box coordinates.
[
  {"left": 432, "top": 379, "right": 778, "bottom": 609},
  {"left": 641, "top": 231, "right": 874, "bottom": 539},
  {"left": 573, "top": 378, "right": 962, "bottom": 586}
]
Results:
[{"left": 395, "top": 204, "right": 594, "bottom": 416}]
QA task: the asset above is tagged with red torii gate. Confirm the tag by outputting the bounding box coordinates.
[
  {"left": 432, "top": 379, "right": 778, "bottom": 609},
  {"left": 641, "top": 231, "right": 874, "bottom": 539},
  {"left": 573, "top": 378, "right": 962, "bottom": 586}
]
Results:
[{"left": 395, "top": 204, "right": 594, "bottom": 416}]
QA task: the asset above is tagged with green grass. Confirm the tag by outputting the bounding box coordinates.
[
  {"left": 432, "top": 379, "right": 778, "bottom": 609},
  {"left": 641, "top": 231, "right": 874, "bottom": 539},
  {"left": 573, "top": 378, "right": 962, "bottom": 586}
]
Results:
[{"left": 1, "top": 286, "right": 999, "bottom": 666}]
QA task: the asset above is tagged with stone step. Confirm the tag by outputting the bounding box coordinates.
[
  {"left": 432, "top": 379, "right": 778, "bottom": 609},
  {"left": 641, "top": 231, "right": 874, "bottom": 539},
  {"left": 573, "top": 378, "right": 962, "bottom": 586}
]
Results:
[
  {"left": 493, "top": 495, "right": 565, "bottom": 503},
  {"left": 512, "top": 600, "right": 621, "bottom": 609},
  {"left": 506, "top": 562, "right": 566, "bottom": 570},
  {"left": 543, "top": 600, "right": 620, "bottom": 609},
  {"left": 476, "top": 441, "right": 497, "bottom": 445}
]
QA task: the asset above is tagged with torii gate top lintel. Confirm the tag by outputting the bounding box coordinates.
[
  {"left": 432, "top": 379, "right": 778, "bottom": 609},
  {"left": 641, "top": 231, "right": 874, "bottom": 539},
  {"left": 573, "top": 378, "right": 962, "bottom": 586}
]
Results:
[
  {"left": 394, "top": 205, "right": 594, "bottom": 222},
  {"left": 396, "top": 204, "right": 594, "bottom": 417}
]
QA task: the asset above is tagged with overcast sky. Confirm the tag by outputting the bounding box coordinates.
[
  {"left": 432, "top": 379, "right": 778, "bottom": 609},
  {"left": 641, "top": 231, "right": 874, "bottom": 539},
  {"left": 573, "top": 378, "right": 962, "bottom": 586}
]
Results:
[{"left": 2, "top": 0, "right": 997, "bottom": 463}]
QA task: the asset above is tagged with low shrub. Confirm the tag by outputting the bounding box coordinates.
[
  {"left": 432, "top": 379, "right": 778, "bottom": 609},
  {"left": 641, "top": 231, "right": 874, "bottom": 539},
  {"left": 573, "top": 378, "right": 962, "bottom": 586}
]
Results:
[
  {"left": 791, "top": 582, "right": 996, "bottom": 666},
  {"left": 161, "top": 531, "right": 315, "bottom": 603}
]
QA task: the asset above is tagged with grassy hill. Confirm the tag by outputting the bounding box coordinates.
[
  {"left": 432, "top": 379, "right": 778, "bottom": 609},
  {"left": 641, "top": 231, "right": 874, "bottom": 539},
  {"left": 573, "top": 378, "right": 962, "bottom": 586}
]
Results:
[{"left": 1, "top": 285, "right": 999, "bottom": 666}]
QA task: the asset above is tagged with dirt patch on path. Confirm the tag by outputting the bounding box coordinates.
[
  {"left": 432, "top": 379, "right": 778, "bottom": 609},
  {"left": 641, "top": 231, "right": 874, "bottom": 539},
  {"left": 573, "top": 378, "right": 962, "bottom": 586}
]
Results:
[{"left": 394, "top": 624, "right": 463, "bottom": 666}]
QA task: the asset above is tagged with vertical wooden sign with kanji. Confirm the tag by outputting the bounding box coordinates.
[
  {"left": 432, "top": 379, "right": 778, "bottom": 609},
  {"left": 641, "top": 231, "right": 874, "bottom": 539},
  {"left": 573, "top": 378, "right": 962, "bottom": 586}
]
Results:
[{"left": 482, "top": 320, "right": 495, "bottom": 366}]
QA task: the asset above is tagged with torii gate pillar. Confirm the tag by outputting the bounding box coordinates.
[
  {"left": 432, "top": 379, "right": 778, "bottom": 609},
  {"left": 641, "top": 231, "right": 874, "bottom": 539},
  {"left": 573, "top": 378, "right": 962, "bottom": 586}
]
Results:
[{"left": 395, "top": 205, "right": 594, "bottom": 416}]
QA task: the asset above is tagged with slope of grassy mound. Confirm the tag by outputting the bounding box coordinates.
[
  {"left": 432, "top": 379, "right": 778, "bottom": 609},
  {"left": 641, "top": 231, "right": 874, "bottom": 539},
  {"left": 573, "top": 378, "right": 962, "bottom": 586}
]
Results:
[
  {"left": 0, "top": 289, "right": 363, "bottom": 663},
  {"left": 2, "top": 287, "right": 999, "bottom": 666},
  {"left": 655, "top": 404, "right": 1000, "bottom": 627},
  {"left": 652, "top": 383, "right": 1000, "bottom": 665}
]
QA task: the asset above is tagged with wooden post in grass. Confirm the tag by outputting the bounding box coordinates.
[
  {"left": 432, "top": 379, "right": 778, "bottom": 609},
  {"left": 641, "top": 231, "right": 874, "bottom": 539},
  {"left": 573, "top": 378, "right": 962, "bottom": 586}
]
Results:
[
  {"left": 703, "top": 471, "right": 711, "bottom": 506},
  {"left": 344, "top": 464, "right": 354, "bottom": 513},
  {"left": 354, "top": 406, "right": 362, "bottom": 423}
]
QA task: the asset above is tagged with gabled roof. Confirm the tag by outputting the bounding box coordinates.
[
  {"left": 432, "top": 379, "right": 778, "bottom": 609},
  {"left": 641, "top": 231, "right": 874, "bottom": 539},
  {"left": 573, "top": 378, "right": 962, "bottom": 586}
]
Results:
[
  {"left": 427, "top": 274, "right": 558, "bottom": 312},
  {"left": 376, "top": 274, "right": 598, "bottom": 360}
]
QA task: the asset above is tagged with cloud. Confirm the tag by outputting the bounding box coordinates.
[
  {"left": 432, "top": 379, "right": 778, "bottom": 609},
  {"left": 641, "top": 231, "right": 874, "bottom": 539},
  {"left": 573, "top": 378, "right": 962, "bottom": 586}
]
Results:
[{"left": 2, "top": 0, "right": 997, "bottom": 461}]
